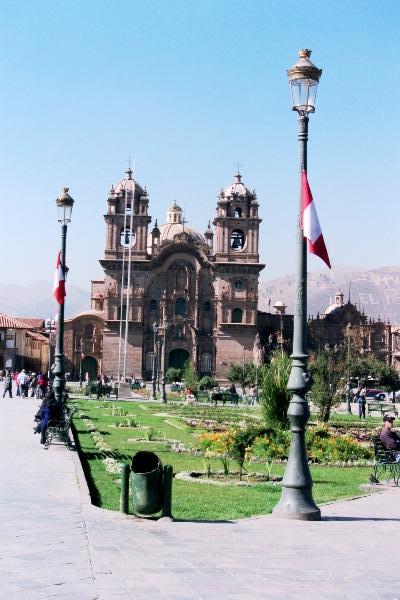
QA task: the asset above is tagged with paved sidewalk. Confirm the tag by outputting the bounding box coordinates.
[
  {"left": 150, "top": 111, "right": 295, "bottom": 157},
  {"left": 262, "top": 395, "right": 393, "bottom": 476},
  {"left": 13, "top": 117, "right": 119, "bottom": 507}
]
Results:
[{"left": 1, "top": 396, "right": 399, "bottom": 599}]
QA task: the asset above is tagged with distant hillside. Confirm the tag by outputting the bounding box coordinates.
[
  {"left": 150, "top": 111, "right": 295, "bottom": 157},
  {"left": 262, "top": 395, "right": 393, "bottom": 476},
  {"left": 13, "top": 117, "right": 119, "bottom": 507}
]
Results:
[
  {"left": 259, "top": 266, "right": 400, "bottom": 324},
  {"left": 0, "top": 282, "right": 89, "bottom": 319},
  {"left": 2, "top": 266, "right": 400, "bottom": 324}
]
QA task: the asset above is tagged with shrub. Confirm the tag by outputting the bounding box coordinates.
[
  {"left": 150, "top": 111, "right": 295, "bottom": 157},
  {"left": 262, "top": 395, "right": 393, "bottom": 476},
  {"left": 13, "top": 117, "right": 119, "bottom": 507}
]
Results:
[
  {"left": 166, "top": 367, "right": 182, "bottom": 383},
  {"left": 198, "top": 376, "right": 218, "bottom": 391},
  {"left": 259, "top": 353, "right": 291, "bottom": 428}
]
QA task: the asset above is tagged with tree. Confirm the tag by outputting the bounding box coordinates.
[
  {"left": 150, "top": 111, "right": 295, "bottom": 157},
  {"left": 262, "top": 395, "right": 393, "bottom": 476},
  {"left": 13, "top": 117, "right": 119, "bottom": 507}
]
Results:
[
  {"left": 258, "top": 352, "right": 291, "bottom": 428},
  {"left": 183, "top": 360, "right": 199, "bottom": 392},
  {"left": 198, "top": 376, "right": 218, "bottom": 391},
  {"left": 227, "top": 363, "right": 255, "bottom": 393},
  {"left": 309, "top": 350, "right": 342, "bottom": 422},
  {"left": 166, "top": 367, "right": 182, "bottom": 383}
]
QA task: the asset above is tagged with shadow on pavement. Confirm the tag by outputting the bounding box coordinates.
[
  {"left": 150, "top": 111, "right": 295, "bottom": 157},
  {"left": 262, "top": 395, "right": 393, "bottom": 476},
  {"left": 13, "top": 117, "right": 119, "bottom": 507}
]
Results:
[{"left": 323, "top": 516, "right": 400, "bottom": 522}]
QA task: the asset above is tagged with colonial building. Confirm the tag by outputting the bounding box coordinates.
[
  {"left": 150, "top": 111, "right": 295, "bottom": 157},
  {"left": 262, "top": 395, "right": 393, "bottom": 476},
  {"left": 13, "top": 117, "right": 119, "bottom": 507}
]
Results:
[
  {"left": 258, "top": 290, "right": 392, "bottom": 364},
  {"left": 65, "top": 169, "right": 264, "bottom": 380}
]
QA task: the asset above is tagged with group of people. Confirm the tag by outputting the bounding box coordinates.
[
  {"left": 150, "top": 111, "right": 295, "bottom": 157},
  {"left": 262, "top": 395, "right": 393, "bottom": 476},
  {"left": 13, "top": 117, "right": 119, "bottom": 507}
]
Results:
[{"left": 1, "top": 369, "right": 49, "bottom": 399}]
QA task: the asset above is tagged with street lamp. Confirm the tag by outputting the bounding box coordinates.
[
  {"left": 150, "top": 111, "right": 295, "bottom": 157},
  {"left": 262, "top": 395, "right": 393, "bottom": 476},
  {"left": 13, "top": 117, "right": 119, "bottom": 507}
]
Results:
[
  {"left": 273, "top": 50, "right": 322, "bottom": 521},
  {"left": 52, "top": 187, "right": 74, "bottom": 406},
  {"left": 149, "top": 322, "right": 158, "bottom": 401},
  {"left": 160, "top": 319, "right": 169, "bottom": 404}
]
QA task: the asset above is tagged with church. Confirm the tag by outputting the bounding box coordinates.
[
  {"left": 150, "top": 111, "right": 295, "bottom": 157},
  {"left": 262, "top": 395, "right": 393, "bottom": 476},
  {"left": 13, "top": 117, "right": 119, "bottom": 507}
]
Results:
[{"left": 64, "top": 168, "right": 264, "bottom": 381}]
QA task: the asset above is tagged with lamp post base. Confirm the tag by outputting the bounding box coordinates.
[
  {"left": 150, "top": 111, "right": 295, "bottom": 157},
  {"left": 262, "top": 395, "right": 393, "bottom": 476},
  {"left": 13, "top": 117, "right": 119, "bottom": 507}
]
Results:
[{"left": 272, "top": 487, "right": 321, "bottom": 521}]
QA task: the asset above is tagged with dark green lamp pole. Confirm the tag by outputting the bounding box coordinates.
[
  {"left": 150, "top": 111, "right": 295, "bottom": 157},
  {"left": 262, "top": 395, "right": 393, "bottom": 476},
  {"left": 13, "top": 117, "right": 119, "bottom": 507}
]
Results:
[
  {"left": 52, "top": 187, "right": 74, "bottom": 406},
  {"left": 160, "top": 318, "right": 169, "bottom": 404},
  {"left": 273, "top": 50, "right": 322, "bottom": 521},
  {"left": 149, "top": 322, "right": 158, "bottom": 401}
]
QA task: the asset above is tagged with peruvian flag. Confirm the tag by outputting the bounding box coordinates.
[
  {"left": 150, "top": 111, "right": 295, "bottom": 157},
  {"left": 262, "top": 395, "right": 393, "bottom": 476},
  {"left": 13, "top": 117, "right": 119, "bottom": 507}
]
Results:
[
  {"left": 301, "top": 171, "right": 331, "bottom": 269},
  {"left": 53, "top": 252, "right": 66, "bottom": 304}
]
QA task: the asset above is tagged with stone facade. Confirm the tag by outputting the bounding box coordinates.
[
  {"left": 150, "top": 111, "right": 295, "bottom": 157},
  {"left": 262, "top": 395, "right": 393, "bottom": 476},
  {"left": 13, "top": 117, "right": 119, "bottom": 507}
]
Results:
[{"left": 64, "top": 170, "right": 264, "bottom": 381}]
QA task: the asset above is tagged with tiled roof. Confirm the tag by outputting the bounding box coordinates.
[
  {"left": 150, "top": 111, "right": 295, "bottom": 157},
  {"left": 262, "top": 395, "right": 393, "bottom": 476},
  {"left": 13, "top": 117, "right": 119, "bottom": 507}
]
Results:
[
  {"left": 0, "top": 313, "right": 32, "bottom": 329},
  {"left": 26, "top": 331, "right": 49, "bottom": 343},
  {"left": 20, "top": 318, "right": 45, "bottom": 329}
]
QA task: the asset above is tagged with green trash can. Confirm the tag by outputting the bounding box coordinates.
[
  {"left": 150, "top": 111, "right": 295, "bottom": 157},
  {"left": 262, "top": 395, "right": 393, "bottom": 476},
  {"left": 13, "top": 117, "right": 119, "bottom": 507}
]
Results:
[{"left": 131, "top": 451, "right": 163, "bottom": 516}]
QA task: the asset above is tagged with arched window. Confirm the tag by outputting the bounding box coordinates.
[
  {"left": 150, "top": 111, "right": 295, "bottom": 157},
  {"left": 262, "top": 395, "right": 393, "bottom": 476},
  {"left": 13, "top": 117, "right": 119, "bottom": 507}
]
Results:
[
  {"left": 175, "top": 297, "right": 187, "bottom": 316},
  {"left": 118, "top": 304, "right": 127, "bottom": 320},
  {"left": 120, "top": 228, "right": 135, "bottom": 247},
  {"left": 230, "top": 229, "right": 245, "bottom": 251},
  {"left": 234, "top": 207, "right": 242, "bottom": 218},
  {"left": 201, "top": 353, "right": 212, "bottom": 373},
  {"left": 146, "top": 352, "right": 156, "bottom": 371},
  {"left": 85, "top": 324, "right": 94, "bottom": 338},
  {"left": 232, "top": 308, "right": 243, "bottom": 323},
  {"left": 204, "top": 300, "right": 211, "bottom": 312}
]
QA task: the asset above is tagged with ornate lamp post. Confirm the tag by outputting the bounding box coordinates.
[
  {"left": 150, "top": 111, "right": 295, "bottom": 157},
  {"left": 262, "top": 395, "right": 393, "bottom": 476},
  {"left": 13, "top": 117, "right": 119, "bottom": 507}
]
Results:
[
  {"left": 160, "top": 319, "right": 169, "bottom": 404},
  {"left": 273, "top": 50, "right": 322, "bottom": 521},
  {"left": 149, "top": 322, "right": 158, "bottom": 401},
  {"left": 53, "top": 187, "right": 74, "bottom": 406}
]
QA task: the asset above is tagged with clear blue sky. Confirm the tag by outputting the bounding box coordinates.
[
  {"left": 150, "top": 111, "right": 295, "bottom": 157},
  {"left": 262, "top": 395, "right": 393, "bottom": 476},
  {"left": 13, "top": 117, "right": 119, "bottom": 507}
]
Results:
[{"left": 0, "top": 0, "right": 399, "bottom": 291}]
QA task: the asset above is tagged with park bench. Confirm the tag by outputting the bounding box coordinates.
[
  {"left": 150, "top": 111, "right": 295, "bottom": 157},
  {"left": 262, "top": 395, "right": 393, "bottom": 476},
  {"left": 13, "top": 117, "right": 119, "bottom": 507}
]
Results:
[
  {"left": 210, "top": 391, "right": 239, "bottom": 406},
  {"left": 367, "top": 402, "right": 398, "bottom": 418},
  {"left": 370, "top": 437, "right": 400, "bottom": 485},
  {"left": 88, "top": 383, "right": 119, "bottom": 400},
  {"left": 44, "top": 406, "right": 76, "bottom": 450}
]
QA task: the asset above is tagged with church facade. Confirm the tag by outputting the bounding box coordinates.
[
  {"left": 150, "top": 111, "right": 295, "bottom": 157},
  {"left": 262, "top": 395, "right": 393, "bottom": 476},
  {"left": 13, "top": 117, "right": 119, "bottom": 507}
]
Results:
[{"left": 66, "top": 169, "right": 264, "bottom": 381}]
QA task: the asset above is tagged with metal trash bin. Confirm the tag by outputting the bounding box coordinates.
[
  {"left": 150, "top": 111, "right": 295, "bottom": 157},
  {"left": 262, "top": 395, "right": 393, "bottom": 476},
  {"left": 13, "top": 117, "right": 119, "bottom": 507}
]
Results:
[{"left": 131, "top": 451, "right": 163, "bottom": 515}]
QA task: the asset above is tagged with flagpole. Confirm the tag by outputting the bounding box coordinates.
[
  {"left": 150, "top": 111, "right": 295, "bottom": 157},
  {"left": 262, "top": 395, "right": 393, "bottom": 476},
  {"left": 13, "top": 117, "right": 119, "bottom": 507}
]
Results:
[{"left": 273, "top": 49, "right": 321, "bottom": 521}]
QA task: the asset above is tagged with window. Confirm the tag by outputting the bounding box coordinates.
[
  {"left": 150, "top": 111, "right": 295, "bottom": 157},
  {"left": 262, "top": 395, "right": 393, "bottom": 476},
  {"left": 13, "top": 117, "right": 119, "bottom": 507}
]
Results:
[
  {"left": 175, "top": 297, "right": 187, "bottom": 316},
  {"left": 201, "top": 353, "right": 212, "bottom": 373},
  {"left": 204, "top": 300, "right": 211, "bottom": 312},
  {"left": 230, "top": 229, "right": 245, "bottom": 251},
  {"left": 146, "top": 352, "right": 156, "bottom": 371},
  {"left": 120, "top": 228, "right": 135, "bottom": 247},
  {"left": 234, "top": 207, "right": 242, "bottom": 218},
  {"left": 85, "top": 324, "right": 94, "bottom": 338},
  {"left": 118, "top": 304, "right": 127, "bottom": 320},
  {"left": 232, "top": 308, "right": 243, "bottom": 323},
  {"left": 149, "top": 299, "right": 157, "bottom": 311},
  {"left": 234, "top": 280, "right": 243, "bottom": 291}
]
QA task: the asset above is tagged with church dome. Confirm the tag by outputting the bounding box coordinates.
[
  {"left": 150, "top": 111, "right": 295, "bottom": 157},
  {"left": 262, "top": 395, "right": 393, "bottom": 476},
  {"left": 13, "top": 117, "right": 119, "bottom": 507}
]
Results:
[
  {"left": 158, "top": 223, "right": 206, "bottom": 245},
  {"left": 147, "top": 202, "right": 207, "bottom": 252},
  {"left": 324, "top": 290, "right": 345, "bottom": 315},
  {"left": 222, "top": 172, "right": 252, "bottom": 198},
  {"left": 112, "top": 168, "right": 145, "bottom": 196}
]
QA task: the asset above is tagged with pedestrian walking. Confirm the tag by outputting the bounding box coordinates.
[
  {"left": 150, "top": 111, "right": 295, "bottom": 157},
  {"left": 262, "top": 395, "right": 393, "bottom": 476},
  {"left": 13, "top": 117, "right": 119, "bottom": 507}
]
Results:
[
  {"left": 357, "top": 392, "right": 366, "bottom": 419},
  {"left": 2, "top": 370, "right": 13, "bottom": 398}
]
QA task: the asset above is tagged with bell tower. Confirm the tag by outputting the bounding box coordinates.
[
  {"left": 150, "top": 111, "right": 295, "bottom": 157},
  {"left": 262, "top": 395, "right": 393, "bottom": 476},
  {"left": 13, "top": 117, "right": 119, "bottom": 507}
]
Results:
[
  {"left": 213, "top": 172, "right": 264, "bottom": 380},
  {"left": 213, "top": 172, "right": 260, "bottom": 263},
  {"left": 104, "top": 168, "right": 151, "bottom": 261}
]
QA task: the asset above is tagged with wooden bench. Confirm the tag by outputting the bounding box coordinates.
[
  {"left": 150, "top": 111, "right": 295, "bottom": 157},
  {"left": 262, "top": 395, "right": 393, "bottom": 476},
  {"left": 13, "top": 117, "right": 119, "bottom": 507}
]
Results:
[
  {"left": 88, "top": 384, "right": 119, "bottom": 400},
  {"left": 367, "top": 402, "right": 398, "bottom": 418},
  {"left": 210, "top": 391, "right": 240, "bottom": 406},
  {"left": 370, "top": 437, "right": 400, "bottom": 485},
  {"left": 45, "top": 407, "right": 76, "bottom": 450}
]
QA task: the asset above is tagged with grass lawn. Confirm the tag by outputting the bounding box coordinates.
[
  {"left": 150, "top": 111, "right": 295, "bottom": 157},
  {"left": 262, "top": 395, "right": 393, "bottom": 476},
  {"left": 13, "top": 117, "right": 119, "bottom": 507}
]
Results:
[{"left": 70, "top": 397, "right": 373, "bottom": 521}]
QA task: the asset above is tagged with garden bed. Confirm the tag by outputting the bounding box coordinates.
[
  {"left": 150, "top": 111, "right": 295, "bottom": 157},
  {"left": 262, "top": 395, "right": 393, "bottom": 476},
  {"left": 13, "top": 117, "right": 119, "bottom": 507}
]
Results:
[{"left": 70, "top": 397, "right": 375, "bottom": 520}]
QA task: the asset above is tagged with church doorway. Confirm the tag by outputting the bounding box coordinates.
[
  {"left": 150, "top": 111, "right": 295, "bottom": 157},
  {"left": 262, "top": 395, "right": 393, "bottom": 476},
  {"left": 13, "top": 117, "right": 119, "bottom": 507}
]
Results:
[
  {"left": 81, "top": 356, "right": 98, "bottom": 381},
  {"left": 168, "top": 348, "right": 190, "bottom": 372}
]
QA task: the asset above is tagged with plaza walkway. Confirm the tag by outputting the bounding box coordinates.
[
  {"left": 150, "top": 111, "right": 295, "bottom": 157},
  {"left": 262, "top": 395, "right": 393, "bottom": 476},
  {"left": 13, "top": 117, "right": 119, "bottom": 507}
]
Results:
[{"left": 1, "top": 394, "right": 399, "bottom": 600}]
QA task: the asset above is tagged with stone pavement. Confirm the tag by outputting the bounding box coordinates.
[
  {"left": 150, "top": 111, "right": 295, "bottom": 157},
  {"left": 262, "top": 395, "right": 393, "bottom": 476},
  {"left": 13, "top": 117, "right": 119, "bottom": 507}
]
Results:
[{"left": 1, "top": 393, "right": 400, "bottom": 600}]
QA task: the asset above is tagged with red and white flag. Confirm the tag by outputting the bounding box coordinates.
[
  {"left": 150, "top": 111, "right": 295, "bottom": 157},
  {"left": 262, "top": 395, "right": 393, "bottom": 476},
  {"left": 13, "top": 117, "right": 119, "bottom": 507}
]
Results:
[
  {"left": 301, "top": 171, "right": 331, "bottom": 269},
  {"left": 53, "top": 252, "right": 66, "bottom": 304}
]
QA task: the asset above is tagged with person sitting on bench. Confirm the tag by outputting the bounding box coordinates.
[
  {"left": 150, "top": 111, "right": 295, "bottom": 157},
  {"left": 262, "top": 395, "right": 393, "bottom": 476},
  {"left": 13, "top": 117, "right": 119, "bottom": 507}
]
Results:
[
  {"left": 379, "top": 415, "right": 400, "bottom": 462},
  {"left": 34, "top": 389, "right": 62, "bottom": 445}
]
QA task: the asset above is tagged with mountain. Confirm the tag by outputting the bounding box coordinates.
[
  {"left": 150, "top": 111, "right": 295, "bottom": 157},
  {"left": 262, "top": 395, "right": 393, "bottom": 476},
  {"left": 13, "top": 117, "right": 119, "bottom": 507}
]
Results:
[
  {"left": 0, "top": 282, "right": 89, "bottom": 319},
  {"left": 2, "top": 266, "right": 400, "bottom": 324},
  {"left": 259, "top": 266, "right": 400, "bottom": 323}
]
